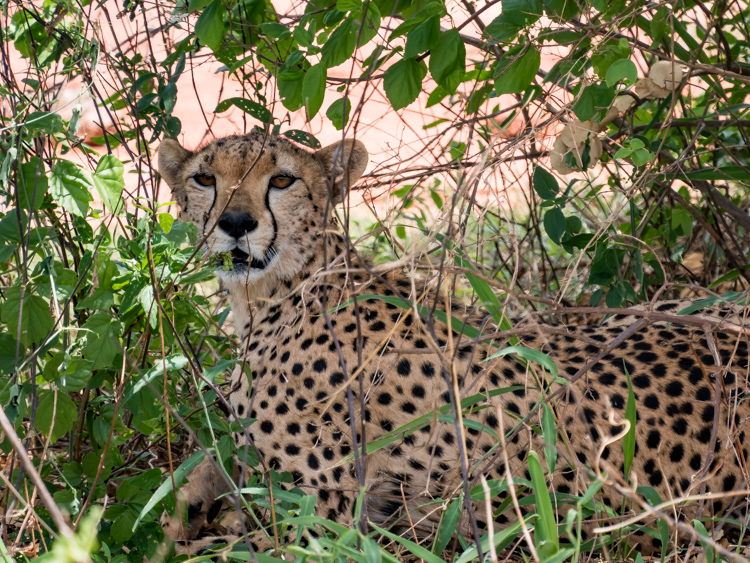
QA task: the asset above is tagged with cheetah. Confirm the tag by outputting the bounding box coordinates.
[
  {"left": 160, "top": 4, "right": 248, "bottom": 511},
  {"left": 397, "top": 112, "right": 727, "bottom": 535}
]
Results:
[{"left": 157, "top": 133, "right": 750, "bottom": 556}]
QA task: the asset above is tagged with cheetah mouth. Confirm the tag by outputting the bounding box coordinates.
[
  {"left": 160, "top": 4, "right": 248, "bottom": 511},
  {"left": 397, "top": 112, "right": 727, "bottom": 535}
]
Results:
[{"left": 224, "top": 247, "right": 274, "bottom": 270}]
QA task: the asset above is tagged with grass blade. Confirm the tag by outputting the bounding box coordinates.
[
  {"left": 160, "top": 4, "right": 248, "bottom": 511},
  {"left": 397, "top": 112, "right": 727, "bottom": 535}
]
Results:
[
  {"left": 527, "top": 450, "right": 559, "bottom": 557},
  {"left": 542, "top": 404, "right": 557, "bottom": 473}
]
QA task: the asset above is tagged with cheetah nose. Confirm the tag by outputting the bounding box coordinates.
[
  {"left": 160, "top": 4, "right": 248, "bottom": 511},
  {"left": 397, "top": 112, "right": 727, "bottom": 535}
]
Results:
[{"left": 218, "top": 212, "right": 259, "bottom": 239}]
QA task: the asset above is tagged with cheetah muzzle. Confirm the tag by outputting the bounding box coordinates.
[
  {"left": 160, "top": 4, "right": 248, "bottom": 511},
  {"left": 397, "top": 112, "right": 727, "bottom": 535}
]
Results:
[{"left": 157, "top": 132, "right": 750, "bottom": 557}]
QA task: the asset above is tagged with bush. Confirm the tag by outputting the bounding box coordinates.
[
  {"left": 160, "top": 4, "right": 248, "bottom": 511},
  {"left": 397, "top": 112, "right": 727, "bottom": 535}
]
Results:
[{"left": 0, "top": 0, "right": 748, "bottom": 561}]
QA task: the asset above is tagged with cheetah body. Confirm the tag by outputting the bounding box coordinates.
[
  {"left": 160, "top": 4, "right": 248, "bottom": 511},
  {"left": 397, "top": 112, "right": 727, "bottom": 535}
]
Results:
[{"left": 158, "top": 133, "right": 750, "bottom": 553}]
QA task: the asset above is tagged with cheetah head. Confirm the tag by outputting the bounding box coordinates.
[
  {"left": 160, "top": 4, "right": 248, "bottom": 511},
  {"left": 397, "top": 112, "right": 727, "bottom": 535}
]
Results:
[{"left": 157, "top": 133, "right": 367, "bottom": 288}]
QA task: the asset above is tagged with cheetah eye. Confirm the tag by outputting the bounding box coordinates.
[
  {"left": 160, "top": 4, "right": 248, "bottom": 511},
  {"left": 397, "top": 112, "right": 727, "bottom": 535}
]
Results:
[
  {"left": 270, "top": 175, "right": 295, "bottom": 189},
  {"left": 193, "top": 173, "right": 216, "bottom": 187}
]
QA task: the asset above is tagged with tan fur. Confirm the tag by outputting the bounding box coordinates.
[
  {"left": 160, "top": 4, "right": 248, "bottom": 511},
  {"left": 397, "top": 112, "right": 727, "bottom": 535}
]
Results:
[{"left": 158, "top": 133, "right": 750, "bottom": 555}]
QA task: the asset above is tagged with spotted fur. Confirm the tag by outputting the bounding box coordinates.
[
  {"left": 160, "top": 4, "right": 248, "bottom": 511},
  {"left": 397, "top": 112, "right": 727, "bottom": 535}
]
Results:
[{"left": 158, "top": 133, "right": 750, "bottom": 555}]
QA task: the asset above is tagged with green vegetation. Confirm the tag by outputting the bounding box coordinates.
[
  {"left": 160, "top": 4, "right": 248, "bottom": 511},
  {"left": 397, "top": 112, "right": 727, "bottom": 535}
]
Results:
[{"left": 1, "top": 0, "right": 748, "bottom": 562}]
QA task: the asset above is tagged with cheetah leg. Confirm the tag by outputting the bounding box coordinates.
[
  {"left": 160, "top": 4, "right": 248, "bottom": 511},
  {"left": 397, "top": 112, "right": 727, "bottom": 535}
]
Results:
[{"left": 160, "top": 455, "right": 238, "bottom": 541}]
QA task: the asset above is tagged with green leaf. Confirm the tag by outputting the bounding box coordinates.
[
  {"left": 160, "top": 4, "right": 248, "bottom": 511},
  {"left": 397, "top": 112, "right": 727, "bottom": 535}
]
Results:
[
  {"left": 214, "top": 97, "right": 272, "bottom": 124},
  {"left": 543, "top": 207, "right": 566, "bottom": 244},
  {"left": 355, "top": 2, "right": 381, "bottom": 46},
  {"left": 454, "top": 517, "right": 531, "bottom": 563},
  {"left": 93, "top": 155, "right": 124, "bottom": 214},
  {"left": 542, "top": 404, "right": 557, "bottom": 473},
  {"left": 533, "top": 166, "right": 559, "bottom": 200},
  {"left": 384, "top": 57, "right": 428, "bottom": 110},
  {"left": 605, "top": 58, "right": 637, "bottom": 87},
  {"left": 133, "top": 354, "right": 189, "bottom": 395},
  {"left": 637, "top": 486, "right": 669, "bottom": 552},
  {"left": 58, "top": 356, "right": 94, "bottom": 392},
  {"left": 429, "top": 30, "right": 466, "bottom": 94},
  {"left": 18, "top": 157, "right": 49, "bottom": 211},
  {"left": 302, "top": 64, "right": 326, "bottom": 121},
  {"left": 35, "top": 390, "right": 77, "bottom": 444},
  {"left": 132, "top": 450, "right": 205, "bottom": 531},
  {"left": 574, "top": 83, "right": 615, "bottom": 121},
  {"left": 138, "top": 285, "right": 158, "bottom": 329},
  {"left": 326, "top": 97, "right": 351, "bottom": 130},
  {"left": 649, "top": 7, "right": 669, "bottom": 43},
  {"left": 195, "top": 0, "right": 226, "bottom": 51},
  {"left": 158, "top": 212, "right": 174, "bottom": 234},
  {"left": 50, "top": 160, "right": 94, "bottom": 217},
  {"left": 371, "top": 524, "right": 445, "bottom": 563},
  {"left": 282, "top": 130, "right": 322, "bottom": 149},
  {"left": 672, "top": 165, "right": 750, "bottom": 182},
  {"left": 693, "top": 520, "right": 716, "bottom": 563},
  {"left": 527, "top": 451, "right": 559, "bottom": 556},
  {"left": 623, "top": 369, "right": 636, "bottom": 480},
  {"left": 433, "top": 496, "right": 462, "bottom": 555},
  {"left": 495, "top": 47, "right": 540, "bottom": 95},
  {"left": 25, "top": 111, "right": 65, "bottom": 134},
  {"left": 483, "top": 345, "right": 558, "bottom": 378},
  {"left": 1, "top": 285, "right": 54, "bottom": 344},
  {"left": 0, "top": 333, "right": 18, "bottom": 374},
  {"left": 82, "top": 312, "right": 123, "bottom": 370},
  {"left": 405, "top": 15, "right": 440, "bottom": 58},
  {"left": 486, "top": 0, "right": 543, "bottom": 42},
  {"left": 321, "top": 18, "right": 356, "bottom": 68}
]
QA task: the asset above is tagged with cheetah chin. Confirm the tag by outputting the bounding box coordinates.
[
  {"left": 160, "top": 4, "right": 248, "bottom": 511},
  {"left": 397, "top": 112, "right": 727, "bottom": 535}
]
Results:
[{"left": 157, "top": 132, "right": 750, "bottom": 558}]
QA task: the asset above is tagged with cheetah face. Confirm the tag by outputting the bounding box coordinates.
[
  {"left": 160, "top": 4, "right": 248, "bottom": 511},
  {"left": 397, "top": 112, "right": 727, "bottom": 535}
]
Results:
[{"left": 157, "top": 134, "right": 367, "bottom": 288}]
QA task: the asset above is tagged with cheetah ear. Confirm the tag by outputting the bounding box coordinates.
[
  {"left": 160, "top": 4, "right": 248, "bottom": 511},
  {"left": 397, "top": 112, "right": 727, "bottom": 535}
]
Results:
[
  {"left": 314, "top": 139, "right": 368, "bottom": 203},
  {"left": 158, "top": 139, "right": 193, "bottom": 194}
]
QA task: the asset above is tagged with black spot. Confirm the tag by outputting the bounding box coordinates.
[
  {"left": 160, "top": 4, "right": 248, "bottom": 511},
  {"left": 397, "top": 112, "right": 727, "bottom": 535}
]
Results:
[
  {"left": 649, "top": 470, "right": 663, "bottom": 487},
  {"left": 301, "top": 338, "right": 313, "bottom": 350},
  {"left": 702, "top": 404, "right": 715, "bottom": 423},
  {"left": 397, "top": 359, "right": 411, "bottom": 376},
  {"left": 670, "top": 443, "right": 684, "bottom": 462},
  {"left": 292, "top": 363, "right": 303, "bottom": 376},
  {"left": 672, "top": 417, "right": 688, "bottom": 435},
  {"left": 370, "top": 321, "right": 386, "bottom": 332},
  {"left": 285, "top": 444, "right": 300, "bottom": 455},
  {"left": 260, "top": 420, "right": 274, "bottom": 434},
  {"left": 421, "top": 363, "right": 435, "bottom": 377},
  {"left": 610, "top": 393, "right": 625, "bottom": 409},
  {"left": 323, "top": 447, "right": 335, "bottom": 461},
  {"left": 304, "top": 377, "right": 314, "bottom": 389},
  {"left": 316, "top": 334, "right": 330, "bottom": 345},
  {"left": 329, "top": 372, "right": 345, "bottom": 386},
  {"left": 689, "top": 367, "right": 704, "bottom": 385},
  {"left": 412, "top": 384, "right": 426, "bottom": 398},
  {"left": 723, "top": 474, "right": 736, "bottom": 491},
  {"left": 408, "top": 459, "right": 425, "bottom": 471},
  {"left": 643, "top": 394, "right": 660, "bottom": 410},
  {"left": 377, "top": 393, "right": 392, "bottom": 406},
  {"left": 401, "top": 402, "right": 416, "bottom": 414},
  {"left": 443, "top": 432, "right": 455, "bottom": 445},
  {"left": 344, "top": 323, "right": 356, "bottom": 333},
  {"left": 295, "top": 397, "right": 308, "bottom": 410},
  {"left": 697, "top": 426, "right": 712, "bottom": 444},
  {"left": 632, "top": 375, "right": 650, "bottom": 389},
  {"left": 276, "top": 403, "right": 289, "bottom": 415},
  {"left": 288, "top": 422, "right": 301, "bottom": 435},
  {"left": 665, "top": 380, "right": 683, "bottom": 397},
  {"left": 646, "top": 430, "right": 661, "bottom": 449},
  {"left": 313, "top": 359, "right": 327, "bottom": 372},
  {"left": 695, "top": 386, "right": 711, "bottom": 401},
  {"left": 598, "top": 372, "right": 616, "bottom": 385},
  {"left": 486, "top": 412, "right": 499, "bottom": 429},
  {"left": 307, "top": 453, "right": 320, "bottom": 470}
]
